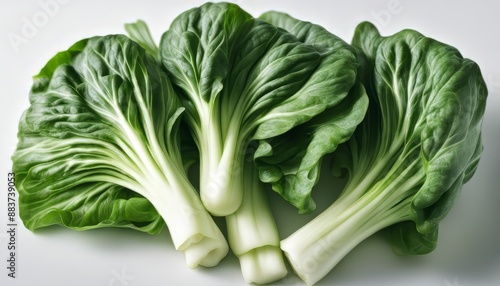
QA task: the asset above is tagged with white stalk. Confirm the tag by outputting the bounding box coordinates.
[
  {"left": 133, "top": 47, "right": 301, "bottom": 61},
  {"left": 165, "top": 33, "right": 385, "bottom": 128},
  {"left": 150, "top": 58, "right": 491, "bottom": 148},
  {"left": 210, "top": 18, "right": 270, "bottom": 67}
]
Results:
[
  {"left": 142, "top": 173, "right": 228, "bottom": 268},
  {"left": 281, "top": 196, "right": 410, "bottom": 285},
  {"left": 281, "top": 166, "right": 423, "bottom": 285},
  {"left": 226, "top": 159, "right": 287, "bottom": 284},
  {"left": 111, "top": 110, "right": 229, "bottom": 268},
  {"left": 199, "top": 116, "right": 244, "bottom": 216}
]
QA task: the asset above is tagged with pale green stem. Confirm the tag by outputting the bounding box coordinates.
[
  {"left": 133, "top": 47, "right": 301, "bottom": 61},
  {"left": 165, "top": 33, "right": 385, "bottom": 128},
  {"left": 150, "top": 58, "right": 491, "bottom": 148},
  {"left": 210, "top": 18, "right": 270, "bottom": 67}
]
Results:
[
  {"left": 281, "top": 162, "right": 424, "bottom": 285},
  {"left": 199, "top": 113, "right": 244, "bottom": 216},
  {"left": 226, "top": 159, "right": 287, "bottom": 284}
]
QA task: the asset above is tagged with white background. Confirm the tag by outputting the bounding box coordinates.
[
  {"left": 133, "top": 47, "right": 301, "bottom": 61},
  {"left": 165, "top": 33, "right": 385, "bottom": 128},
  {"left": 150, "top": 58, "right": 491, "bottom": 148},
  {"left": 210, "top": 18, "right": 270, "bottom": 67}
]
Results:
[{"left": 1, "top": 0, "right": 499, "bottom": 285}]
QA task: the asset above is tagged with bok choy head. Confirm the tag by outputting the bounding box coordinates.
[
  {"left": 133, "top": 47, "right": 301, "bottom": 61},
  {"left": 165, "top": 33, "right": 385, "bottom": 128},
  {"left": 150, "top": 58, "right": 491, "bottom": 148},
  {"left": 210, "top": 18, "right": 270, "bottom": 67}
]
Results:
[
  {"left": 279, "top": 22, "right": 487, "bottom": 285},
  {"left": 12, "top": 34, "right": 228, "bottom": 268},
  {"left": 159, "top": 2, "right": 361, "bottom": 216}
]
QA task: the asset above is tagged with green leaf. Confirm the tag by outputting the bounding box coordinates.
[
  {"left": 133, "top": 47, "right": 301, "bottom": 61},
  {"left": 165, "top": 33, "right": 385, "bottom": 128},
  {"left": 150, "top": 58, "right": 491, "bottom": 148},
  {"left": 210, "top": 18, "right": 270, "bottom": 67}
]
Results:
[
  {"left": 255, "top": 11, "right": 359, "bottom": 139},
  {"left": 159, "top": 3, "right": 358, "bottom": 215},
  {"left": 161, "top": 2, "right": 251, "bottom": 103},
  {"left": 253, "top": 12, "right": 366, "bottom": 213},
  {"left": 124, "top": 20, "right": 159, "bottom": 60},
  {"left": 13, "top": 35, "right": 178, "bottom": 234},
  {"left": 384, "top": 220, "right": 438, "bottom": 255},
  {"left": 20, "top": 182, "right": 163, "bottom": 234},
  {"left": 255, "top": 82, "right": 368, "bottom": 213}
]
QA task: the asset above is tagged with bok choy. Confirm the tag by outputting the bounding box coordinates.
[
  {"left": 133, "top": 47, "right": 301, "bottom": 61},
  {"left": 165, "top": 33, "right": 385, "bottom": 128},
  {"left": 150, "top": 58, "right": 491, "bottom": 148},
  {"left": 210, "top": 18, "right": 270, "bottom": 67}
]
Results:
[
  {"left": 278, "top": 22, "right": 487, "bottom": 285},
  {"left": 12, "top": 35, "right": 228, "bottom": 268}
]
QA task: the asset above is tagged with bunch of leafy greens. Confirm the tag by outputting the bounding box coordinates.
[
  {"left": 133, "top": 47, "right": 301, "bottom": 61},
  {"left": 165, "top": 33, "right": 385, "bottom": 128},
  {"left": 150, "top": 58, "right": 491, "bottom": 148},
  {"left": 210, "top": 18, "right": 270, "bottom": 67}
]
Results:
[
  {"left": 120, "top": 3, "right": 366, "bottom": 282},
  {"left": 11, "top": 2, "right": 487, "bottom": 286},
  {"left": 13, "top": 2, "right": 366, "bottom": 284},
  {"left": 125, "top": 18, "right": 289, "bottom": 284},
  {"left": 276, "top": 21, "right": 487, "bottom": 285}
]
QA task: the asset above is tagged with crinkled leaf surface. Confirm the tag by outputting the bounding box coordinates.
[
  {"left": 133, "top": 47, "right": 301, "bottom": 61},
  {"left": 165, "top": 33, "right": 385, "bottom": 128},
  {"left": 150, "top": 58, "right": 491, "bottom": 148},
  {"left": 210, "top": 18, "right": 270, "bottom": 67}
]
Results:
[
  {"left": 159, "top": 3, "right": 359, "bottom": 215},
  {"left": 12, "top": 35, "right": 186, "bottom": 234},
  {"left": 160, "top": 2, "right": 333, "bottom": 144},
  {"left": 347, "top": 22, "right": 487, "bottom": 254},
  {"left": 253, "top": 12, "right": 366, "bottom": 213}
]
